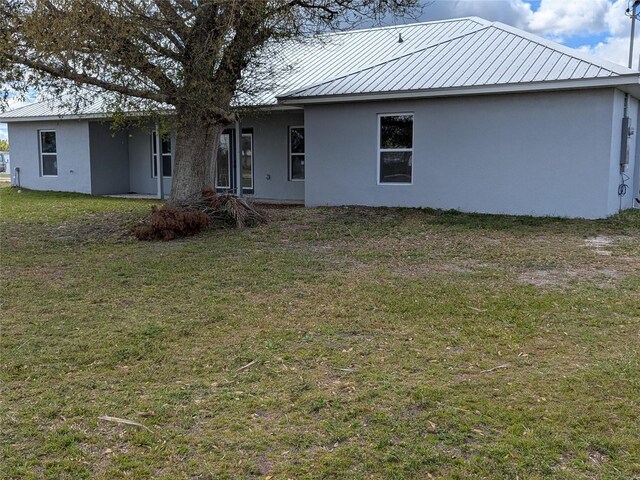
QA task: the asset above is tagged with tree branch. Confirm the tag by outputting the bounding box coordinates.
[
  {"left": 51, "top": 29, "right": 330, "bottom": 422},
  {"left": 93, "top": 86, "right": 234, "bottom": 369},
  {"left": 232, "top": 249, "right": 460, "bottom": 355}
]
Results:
[{"left": 4, "top": 53, "right": 170, "bottom": 104}]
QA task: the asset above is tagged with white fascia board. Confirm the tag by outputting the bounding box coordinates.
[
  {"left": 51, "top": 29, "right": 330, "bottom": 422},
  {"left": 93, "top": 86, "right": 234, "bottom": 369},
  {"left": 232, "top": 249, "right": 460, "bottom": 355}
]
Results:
[
  {"left": 1, "top": 103, "right": 300, "bottom": 123},
  {"left": 0, "top": 114, "right": 109, "bottom": 123},
  {"left": 278, "top": 76, "right": 640, "bottom": 105}
]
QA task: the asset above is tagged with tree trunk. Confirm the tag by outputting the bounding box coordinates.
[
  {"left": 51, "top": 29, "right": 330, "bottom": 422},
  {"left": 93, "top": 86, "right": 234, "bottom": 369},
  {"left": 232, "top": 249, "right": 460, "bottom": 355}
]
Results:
[{"left": 169, "top": 117, "right": 224, "bottom": 204}]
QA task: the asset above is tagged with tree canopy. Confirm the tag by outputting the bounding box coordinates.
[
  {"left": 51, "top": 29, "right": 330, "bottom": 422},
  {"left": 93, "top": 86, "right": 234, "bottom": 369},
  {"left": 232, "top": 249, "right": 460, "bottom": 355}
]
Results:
[{"left": 0, "top": 0, "right": 420, "bottom": 202}]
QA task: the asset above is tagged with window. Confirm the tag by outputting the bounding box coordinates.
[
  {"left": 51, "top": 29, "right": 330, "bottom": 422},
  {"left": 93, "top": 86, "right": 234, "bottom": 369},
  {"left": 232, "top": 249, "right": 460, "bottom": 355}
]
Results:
[
  {"left": 216, "top": 133, "right": 231, "bottom": 189},
  {"left": 39, "top": 130, "right": 57, "bottom": 176},
  {"left": 378, "top": 114, "right": 413, "bottom": 184},
  {"left": 289, "top": 126, "right": 305, "bottom": 181},
  {"left": 151, "top": 131, "right": 172, "bottom": 177},
  {"left": 241, "top": 132, "right": 253, "bottom": 189}
]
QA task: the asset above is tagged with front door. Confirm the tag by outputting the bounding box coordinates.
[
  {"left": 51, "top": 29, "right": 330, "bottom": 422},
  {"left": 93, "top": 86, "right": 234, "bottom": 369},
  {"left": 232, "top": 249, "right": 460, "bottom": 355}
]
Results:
[{"left": 215, "top": 129, "right": 254, "bottom": 194}]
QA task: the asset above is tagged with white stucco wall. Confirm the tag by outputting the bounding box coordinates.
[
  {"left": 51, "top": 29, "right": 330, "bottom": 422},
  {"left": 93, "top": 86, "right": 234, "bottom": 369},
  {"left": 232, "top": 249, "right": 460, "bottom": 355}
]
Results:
[
  {"left": 7, "top": 120, "right": 92, "bottom": 194},
  {"left": 304, "top": 89, "right": 623, "bottom": 219}
]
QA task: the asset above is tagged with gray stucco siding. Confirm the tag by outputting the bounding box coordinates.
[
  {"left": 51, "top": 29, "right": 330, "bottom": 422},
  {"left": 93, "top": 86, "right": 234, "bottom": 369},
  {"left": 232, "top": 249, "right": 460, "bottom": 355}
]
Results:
[
  {"left": 128, "top": 125, "right": 171, "bottom": 195},
  {"left": 304, "top": 89, "right": 619, "bottom": 219},
  {"left": 89, "top": 122, "right": 130, "bottom": 195},
  {"left": 608, "top": 90, "right": 639, "bottom": 213},
  {"left": 126, "top": 111, "right": 305, "bottom": 200},
  {"left": 240, "top": 110, "right": 305, "bottom": 201},
  {"left": 7, "top": 120, "right": 92, "bottom": 194}
]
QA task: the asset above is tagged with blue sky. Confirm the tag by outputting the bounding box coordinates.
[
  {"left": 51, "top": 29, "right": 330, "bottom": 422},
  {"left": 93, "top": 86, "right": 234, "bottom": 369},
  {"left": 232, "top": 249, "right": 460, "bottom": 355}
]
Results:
[{"left": 1, "top": 0, "right": 638, "bottom": 143}]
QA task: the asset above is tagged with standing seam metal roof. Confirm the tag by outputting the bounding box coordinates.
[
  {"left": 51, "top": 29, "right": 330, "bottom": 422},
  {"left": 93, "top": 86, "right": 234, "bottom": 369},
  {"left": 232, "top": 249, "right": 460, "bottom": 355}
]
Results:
[
  {"left": 1, "top": 17, "right": 638, "bottom": 120},
  {"left": 279, "top": 21, "right": 638, "bottom": 99}
]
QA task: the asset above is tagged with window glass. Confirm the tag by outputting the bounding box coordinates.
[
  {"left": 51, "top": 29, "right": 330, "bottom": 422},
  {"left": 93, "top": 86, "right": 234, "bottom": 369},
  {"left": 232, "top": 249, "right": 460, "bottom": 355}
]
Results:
[
  {"left": 241, "top": 133, "right": 253, "bottom": 189},
  {"left": 152, "top": 132, "right": 172, "bottom": 177},
  {"left": 42, "top": 155, "right": 57, "bottom": 176},
  {"left": 380, "top": 151, "right": 412, "bottom": 184},
  {"left": 41, "top": 131, "right": 57, "bottom": 153},
  {"left": 289, "top": 127, "right": 305, "bottom": 180},
  {"left": 290, "top": 155, "right": 305, "bottom": 181},
  {"left": 380, "top": 115, "right": 413, "bottom": 149},
  {"left": 290, "top": 128, "right": 305, "bottom": 154},
  {"left": 217, "top": 133, "right": 231, "bottom": 188}
]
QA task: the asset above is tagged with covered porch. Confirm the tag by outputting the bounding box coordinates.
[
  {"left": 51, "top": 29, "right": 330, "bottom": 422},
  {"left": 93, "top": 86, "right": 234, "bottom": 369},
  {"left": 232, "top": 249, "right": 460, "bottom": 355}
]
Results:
[{"left": 89, "top": 109, "right": 305, "bottom": 203}]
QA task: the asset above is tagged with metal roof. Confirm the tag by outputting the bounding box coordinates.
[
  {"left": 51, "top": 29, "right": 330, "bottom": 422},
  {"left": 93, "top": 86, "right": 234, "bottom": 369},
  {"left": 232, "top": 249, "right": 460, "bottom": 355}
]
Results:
[
  {"left": 2, "top": 17, "right": 639, "bottom": 121},
  {"left": 279, "top": 21, "right": 640, "bottom": 102},
  {"left": 252, "top": 17, "right": 487, "bottom": 105},
  {"left": 0, "top": 97, "right": 112, "bottom": 122}
]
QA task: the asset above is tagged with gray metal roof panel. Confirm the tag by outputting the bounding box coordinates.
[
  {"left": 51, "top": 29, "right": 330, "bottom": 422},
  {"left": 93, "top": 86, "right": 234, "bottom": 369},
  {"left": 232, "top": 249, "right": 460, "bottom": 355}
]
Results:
[
  {"left": 282, "top": 21, "right": 637, "bottom": 100},
  {"left": 2, "top": 17, "right": 638, "bottom": 120}
]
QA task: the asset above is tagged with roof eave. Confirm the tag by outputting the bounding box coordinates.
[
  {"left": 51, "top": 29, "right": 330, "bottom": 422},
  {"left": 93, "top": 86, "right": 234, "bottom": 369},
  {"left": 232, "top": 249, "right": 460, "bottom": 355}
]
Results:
[
  {"left": 0, "top": 113, "right": 111, "bottom": 123},
  {"left": 277, "top": 76, "right": 640, "bottom": 105}
]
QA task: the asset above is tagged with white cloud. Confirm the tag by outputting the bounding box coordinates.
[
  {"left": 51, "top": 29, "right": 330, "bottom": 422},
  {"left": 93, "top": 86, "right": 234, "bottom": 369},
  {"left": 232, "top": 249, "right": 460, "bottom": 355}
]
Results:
[
  {"left": 576, "top": 0, "right": 640, "bottom": 67},
  {"left": 579, "top": 33, "right": 639, "bottom": 68},
  {"left": 527, "top": 0, "right": 610, "bottom": 37},
  {"left": 424, "top": 0, "right": 533, "bottom": 28},
  {"left": 424, "top": 0, "right": 639, "bottom": 68}
]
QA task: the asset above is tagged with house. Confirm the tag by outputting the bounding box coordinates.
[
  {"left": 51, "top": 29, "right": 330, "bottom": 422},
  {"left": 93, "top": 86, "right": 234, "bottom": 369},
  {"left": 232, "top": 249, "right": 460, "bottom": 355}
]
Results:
[{"left": 1, "top": 17, "right": 639, "bottom": 219}]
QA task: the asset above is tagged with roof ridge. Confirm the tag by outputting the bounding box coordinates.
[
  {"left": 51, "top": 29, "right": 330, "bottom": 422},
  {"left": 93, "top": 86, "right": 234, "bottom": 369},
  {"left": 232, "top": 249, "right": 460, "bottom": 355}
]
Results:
[
  {"left": 489, "top": 21, "right": 635, "bottom": 75},
  {"left": 318, "top": 16, "right": 489, "bottom": 38},
  {"left": 281, "top": 24, "right": 492, "bottom": 98}
]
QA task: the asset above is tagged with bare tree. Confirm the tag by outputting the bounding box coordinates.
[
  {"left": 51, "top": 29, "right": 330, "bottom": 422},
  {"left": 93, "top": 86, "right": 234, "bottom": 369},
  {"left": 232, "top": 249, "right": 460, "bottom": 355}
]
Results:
[{"left": 0, "top": 0, "right": 419, "bottom": 203}]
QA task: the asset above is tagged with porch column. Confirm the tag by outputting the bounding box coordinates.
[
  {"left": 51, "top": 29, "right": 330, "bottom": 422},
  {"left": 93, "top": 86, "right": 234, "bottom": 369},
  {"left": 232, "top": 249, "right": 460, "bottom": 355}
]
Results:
[
  {"left": 155, "top": 121, "right": 164, "bottom": 200},
  {"left": 235, "top": 117, "right": 243, "bottom": 197}
]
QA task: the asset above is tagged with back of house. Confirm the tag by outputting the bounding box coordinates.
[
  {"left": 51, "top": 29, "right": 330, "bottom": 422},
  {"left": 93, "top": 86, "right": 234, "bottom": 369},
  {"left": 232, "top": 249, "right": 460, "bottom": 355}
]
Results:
[{"left": 1, "top": 17, "right": 639, "bottom": 218}]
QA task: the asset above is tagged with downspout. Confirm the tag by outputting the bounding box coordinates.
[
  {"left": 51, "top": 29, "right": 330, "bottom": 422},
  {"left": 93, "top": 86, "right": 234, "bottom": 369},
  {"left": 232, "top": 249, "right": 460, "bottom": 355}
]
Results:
[{"left": 235, "top": 117, "right": 243, "bottom": 197}]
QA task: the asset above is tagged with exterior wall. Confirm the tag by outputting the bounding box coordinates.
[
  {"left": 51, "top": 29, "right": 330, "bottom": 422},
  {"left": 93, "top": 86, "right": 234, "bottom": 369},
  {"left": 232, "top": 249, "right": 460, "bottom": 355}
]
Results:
[
  {"left": 241, "top": 110, "right": 305, "bottom": 201},
  {"left": 128, "top": 126, "right": 171, "bottom": 195},
  {"left": 126, "top": 110, "right": 305, "bottom": 200},
  {"left": 7, "top": 120, "right": 92, "bottom": 194},
  {"left": 607, "top": 90, "right": 638, "bottom": 213},
  {"left": 89, "top": 122, "right": 130, "bottom": 195},
  {"left": 634, "top": 97, "right": 640, "bottom": 210},
  {"left": 304, "top": 89, "right": 618, "bottom": 219}
]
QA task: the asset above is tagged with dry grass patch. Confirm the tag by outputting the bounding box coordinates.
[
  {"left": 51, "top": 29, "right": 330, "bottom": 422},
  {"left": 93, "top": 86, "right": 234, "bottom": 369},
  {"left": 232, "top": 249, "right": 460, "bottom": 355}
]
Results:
[{"left": 2, "top": 187, "right": 640, "bottom": 479}]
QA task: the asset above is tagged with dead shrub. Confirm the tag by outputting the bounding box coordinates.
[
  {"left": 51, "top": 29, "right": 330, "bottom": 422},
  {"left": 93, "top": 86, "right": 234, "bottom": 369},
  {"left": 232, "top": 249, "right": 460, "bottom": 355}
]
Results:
[
  {"left": 132, "top": 189, "right": 266, "bottom": 241},
  {"left": 131, "top": 205, "right": 211, "bottom": 241},
  {"left": 205, "top": 192, "right": 265, "bottom": 228},
  {"left": 189, "top": 188, "right": 266, "bottom": 228}
]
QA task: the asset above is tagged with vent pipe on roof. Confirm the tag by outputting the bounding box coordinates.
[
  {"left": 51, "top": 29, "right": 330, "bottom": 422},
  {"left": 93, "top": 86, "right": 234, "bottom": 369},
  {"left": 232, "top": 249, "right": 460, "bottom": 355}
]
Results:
[{"left": 398, "top": 33, "right": 403, "bottom": 43}]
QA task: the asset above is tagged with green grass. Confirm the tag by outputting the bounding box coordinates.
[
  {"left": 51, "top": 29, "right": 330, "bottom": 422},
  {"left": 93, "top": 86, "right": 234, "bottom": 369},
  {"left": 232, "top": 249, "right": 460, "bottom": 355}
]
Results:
[{"left": 1, "top": 185, "right": 640, "bottom": 479}]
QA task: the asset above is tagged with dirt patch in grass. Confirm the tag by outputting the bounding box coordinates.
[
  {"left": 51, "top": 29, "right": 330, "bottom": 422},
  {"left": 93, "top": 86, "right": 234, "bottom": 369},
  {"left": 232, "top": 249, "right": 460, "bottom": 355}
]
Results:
[{"left": 518, "top": 267, "right": 626, "bottom": 288}]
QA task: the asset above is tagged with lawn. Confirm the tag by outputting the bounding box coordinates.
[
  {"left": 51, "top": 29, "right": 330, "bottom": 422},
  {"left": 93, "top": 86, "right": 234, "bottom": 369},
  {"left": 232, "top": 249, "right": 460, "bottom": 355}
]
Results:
[{"left": 1, "top": 185, "right": 640, "bottom": 479}]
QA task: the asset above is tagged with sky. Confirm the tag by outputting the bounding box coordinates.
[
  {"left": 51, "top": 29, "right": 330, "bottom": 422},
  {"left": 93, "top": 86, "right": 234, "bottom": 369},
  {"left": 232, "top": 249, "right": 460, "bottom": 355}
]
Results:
[{"left": 1, "top": 0, "right": 640, "bottom": 143}]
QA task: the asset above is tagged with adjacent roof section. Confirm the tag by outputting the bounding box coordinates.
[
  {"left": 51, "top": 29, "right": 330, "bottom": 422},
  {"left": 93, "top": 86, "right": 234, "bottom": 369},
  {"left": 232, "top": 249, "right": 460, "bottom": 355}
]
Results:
[
  {"left": 278, "top": 21, "right": 640, "bottom": 103},
  {"left": 0, "top": 97, "right": 111, "bottom": 122}
]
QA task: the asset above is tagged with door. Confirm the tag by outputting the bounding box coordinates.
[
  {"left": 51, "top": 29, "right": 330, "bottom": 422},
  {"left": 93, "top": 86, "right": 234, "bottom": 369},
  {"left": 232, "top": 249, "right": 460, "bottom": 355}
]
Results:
[{"left": 215, "top": 128, "right": 254, "bottom": 194}]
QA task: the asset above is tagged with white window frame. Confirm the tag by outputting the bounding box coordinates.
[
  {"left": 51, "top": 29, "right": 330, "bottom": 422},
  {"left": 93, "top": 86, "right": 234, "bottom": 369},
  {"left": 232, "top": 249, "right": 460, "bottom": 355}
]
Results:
[
  {"left": 39, "top": 130, "right": 58, "bottom": 177},
  {"left": 241, "top": 131, "right": 254, "bottom": 190},
  {"left": 289, "top": 125, "right": 305, "bottom": 182},
  {"left": 151, "top": 131, "right": 173, "bottom": 178},
  {"left": 377, "top": 113, "right": 414, "bottom": 186}
]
